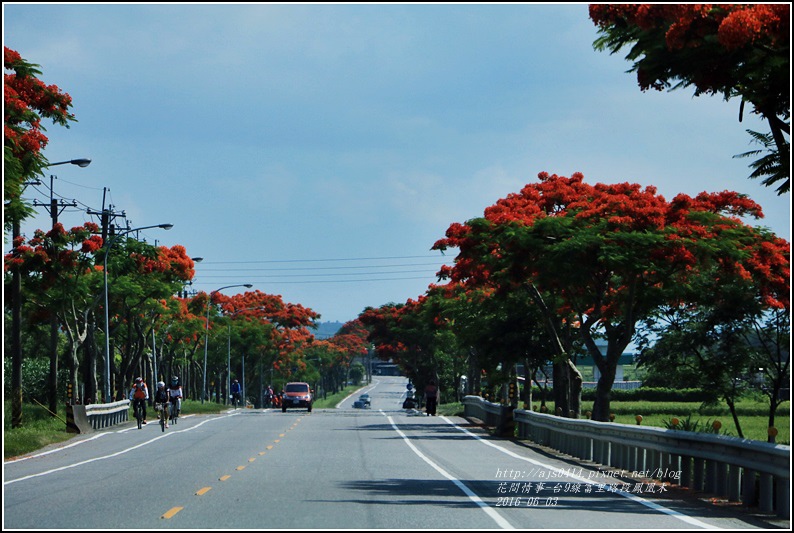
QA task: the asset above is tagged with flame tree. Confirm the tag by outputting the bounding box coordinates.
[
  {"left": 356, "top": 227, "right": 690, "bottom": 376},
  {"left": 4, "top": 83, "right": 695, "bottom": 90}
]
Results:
[
  {"left": 433, "top": 171, "right": 789, "bottom": 422},
  {"left": 5, "top": 46, "right": 78, "bottom": 427},
  {"left": 106, "top": 241, "right": 196, "bottom": 399},
  {"left": 5, "top": 222, "right": 104, "bottom": 402},
  {"left": 589, "top": 4, "right": 790, "bottom": 194}
]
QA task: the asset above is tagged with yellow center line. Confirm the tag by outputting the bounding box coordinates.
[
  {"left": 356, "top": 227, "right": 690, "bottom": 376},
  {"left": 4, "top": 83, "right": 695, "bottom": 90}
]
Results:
[
  {"left": 274, "top": 439, "right": 280, "bottom": 443},
  {"left": 236, "top": 465, "right": 246, "bottom": 471},
  {"left": 162, "top": 507, "right": 183, "bottom": 519},
  {"left": 248, "top": 457, "right": 256, "bottom": 462},
  {"left": 279, "top": 433, "right": 285, "bottom": 437},
  {"left": 259, "top": 451, "right": 266, "bottom": 456},
  {"left": 219, "top": 475, "right": 231, "bottom": 481},
  {"left": 196, "top": 487, "right": 212, "bottom": 496},
  {"left": 266, "top": 445, "right": 274, "bottom": 450}
]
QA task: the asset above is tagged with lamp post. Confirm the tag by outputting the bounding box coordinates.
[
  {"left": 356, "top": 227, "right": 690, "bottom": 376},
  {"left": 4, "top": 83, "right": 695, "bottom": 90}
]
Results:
[
  {"left": 202, "top": 284, "right": 253, "bottom": 403},
  {"left": 9, "top": 158, "right": 91, "bottom": 426},
  {"left": 102, "top": 223, "right": 173, "bottom": 401},
  {"left": 43, "top": 160, "right": 92, "bottom": 409}
]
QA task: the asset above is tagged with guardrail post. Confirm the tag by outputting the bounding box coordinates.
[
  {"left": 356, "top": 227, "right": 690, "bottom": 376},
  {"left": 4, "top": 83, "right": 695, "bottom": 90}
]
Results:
[
  {"left": 693, "top": 457, "right": 705, "bottom": 491},
  {"left": 647, "top": 448, "right": 660, "bottom": 478},
  {"left": 705, "top": 459, "right": 717, "bottom": 493},
  {"left": 759, "top": 473, "right": 774, "bottom": 513},
  {"left": 666, "top": 453, "right": 681, "bottom": 486},
  {"left": 716, "top": 461, "right": 728, "bottom": 497},
  {"left": 776, "top": 476, "right": 790, "bottom": 518},
  {"left": 727, "top": 465, "right": 740, "bottom": 501},
  {"left": 742, "top": 469, "right": 757, "bottom": 507},
  {"left": 680, "top": 456, "right": 692, "bottom": 488}
]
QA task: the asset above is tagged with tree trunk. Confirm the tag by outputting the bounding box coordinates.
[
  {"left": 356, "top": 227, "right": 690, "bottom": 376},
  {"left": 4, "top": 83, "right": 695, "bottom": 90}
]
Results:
[
  {"left": 592, "top": 360, "right": 616, "bottom": 422},
  {"left": 726, "top": 397, "right": 744, "bottom": 438},
  {"left": 767, "top": 388, "right": 781, "bottom": 443},
  {"left": 553, "top": 357, "right": 583, "bottom": 417}
]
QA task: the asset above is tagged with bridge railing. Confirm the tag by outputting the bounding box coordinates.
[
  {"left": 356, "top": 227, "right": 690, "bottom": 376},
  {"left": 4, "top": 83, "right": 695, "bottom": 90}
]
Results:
[{"left": 463, "top": 395, "right": 790, "bottom": 519}]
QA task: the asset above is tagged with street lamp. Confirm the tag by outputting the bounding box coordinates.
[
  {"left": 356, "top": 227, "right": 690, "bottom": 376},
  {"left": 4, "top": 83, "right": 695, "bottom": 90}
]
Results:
[
  {"left": 9, "top": 158, "right": 91, "bottom": 427},
  {"left": 102, "top": 223, "right": 173, "bottom": 401},
  {"left": 47, "top": 158, "right": 92, "bottom": 168},
  {"left": 202, "top": 284, "right": 253, "bottom": 403}
]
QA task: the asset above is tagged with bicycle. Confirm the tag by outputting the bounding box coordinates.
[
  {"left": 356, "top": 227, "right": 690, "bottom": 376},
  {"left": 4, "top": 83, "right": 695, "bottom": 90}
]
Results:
[
  {"left": 169, "top": 397, "right": 180, "bottom": 425},
  {"left": 133, "top": 400, "right": 144, "bottom": 429},
  {"left": 156, "top": 402, "right": 169, "bottom": 432}
]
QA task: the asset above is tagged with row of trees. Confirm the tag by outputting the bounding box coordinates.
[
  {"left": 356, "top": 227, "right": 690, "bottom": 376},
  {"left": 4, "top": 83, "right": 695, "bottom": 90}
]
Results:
[
  {"left": 6, "top": 216, "right": 372, "bottom": 405},
  {"left": 359, "top": 172, "right": 789, "bottom": 440}
]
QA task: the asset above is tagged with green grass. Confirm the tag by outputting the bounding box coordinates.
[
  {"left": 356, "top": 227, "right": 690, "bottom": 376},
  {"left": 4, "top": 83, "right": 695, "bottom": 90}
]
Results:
[
  {"left": 4, "top": 403, "right": 75, "bottom": 460},
  {"left": 530, "top": 399, "right": 790, "bottom": 445}
]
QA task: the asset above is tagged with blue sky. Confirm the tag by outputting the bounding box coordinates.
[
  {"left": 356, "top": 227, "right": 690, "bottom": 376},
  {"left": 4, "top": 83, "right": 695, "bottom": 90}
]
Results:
[{"left": 4, "top": 3, "right": 790, "bottom": 324}]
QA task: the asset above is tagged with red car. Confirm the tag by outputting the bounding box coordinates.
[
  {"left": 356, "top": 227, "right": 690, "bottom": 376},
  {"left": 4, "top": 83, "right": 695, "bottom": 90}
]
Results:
[{"left": 281, "top": 382, "right": 313, "bottom": 412}]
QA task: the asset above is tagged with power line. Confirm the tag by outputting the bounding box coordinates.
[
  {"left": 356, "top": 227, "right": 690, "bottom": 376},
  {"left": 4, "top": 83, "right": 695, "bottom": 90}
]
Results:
[
  {"left": 197, "top": 268, "right": 439, "bottom": 279},
  {"left": 191, "top": 276, "right": 440, "bottom": 285},
  {"left": 199, "top": 255, "right": 445, "bottom": 264},
  {"left": 196, "top": 261, "right": 447, "bottom": 272}
]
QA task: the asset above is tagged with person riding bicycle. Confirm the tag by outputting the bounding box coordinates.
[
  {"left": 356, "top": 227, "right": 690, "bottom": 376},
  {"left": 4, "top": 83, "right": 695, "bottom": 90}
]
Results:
[
  {"left": 128, "top": 377, "right": 149, "bottom": 424},
  {"left": 153, "top": 381, "right": 171, "bottom": 428},
  {"left": 168, "top": 376, "right": 183, "bottom": 416},
  {"left": 230, "top": 379, "right": 242, "bottom": 407},
  {"left": 264, "top": 385, "right": 274, "bottom": 408}
]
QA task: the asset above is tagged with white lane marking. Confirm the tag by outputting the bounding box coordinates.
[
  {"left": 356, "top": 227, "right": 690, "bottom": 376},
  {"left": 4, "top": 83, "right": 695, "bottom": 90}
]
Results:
[
  {"left": 440, "top": 416, "right": 719, "bottom": 530},
  {"left": 4, "top": 415, "right": 223, "bottom": 485},
  {"left": 385, "top": 412, "right": 515, "bottom": 530},
  {"left": 4, "top": 433, "right": 111, "bottom": 464}
]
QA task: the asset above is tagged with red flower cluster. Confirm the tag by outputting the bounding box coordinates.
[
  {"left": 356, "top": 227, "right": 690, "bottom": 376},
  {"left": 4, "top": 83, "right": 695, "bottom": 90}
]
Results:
[
  {"left": 589, "top": 4, "right": 790, "bottom": 52},
  {"left": 4, "top": 46, "right": 75, "bottom": 160}
]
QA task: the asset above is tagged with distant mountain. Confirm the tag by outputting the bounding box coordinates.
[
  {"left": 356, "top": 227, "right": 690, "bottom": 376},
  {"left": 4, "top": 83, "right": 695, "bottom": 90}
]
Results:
[{"left": 314, "top": 321, "right": 343, "bottom": 339}]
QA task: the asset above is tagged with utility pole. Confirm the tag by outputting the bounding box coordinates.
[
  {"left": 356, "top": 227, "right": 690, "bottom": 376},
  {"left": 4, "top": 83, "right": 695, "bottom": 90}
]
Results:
[
  {"left": 34, "top": 174, "right": 77, "bottom": 411},
  {"left": 11, "top": 219, "right": 23, "bottom": 428},
  {"left": 87, "top": 187, "right": 126, "bottom": 244},
  {"left": 87, "top": 188, "right": 125, "bottom": 399}
]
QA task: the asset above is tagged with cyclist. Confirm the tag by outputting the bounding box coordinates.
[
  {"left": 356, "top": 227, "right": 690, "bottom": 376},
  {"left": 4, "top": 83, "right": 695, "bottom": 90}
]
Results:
[
  {"left": 153, "top": 381, "right": 171, "bottom": 428},
  {"left": 168, "top": 376, "right": 183, "bottom": 417},
  {"left": 129, "top": 377, "right": 149, "bottom": 425},
  {"left": 264, "top": 385, "right": 274, "bottom": 408},
  {"left": 231, "top": 379, "right": 242, "bottom": 407}
]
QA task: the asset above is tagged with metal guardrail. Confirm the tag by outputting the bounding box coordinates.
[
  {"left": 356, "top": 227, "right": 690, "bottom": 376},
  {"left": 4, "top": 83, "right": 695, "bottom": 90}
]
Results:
[
  {"left": 68, "top": 400, "right": 131, "bottom": 432},
  {"left": 463, "top": 395, "right": 790, "bottom": 519}
]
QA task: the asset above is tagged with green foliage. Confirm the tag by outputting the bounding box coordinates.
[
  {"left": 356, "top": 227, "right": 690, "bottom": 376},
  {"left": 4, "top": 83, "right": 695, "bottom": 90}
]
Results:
[
  {"left": 663, "top": 413, "right": 701, "bottom": 432},
  {"left": 734, "top": 130, "right": 790, "bottom": 195},
  {"left": 3, "top": 356, "right": 68, "bottom": 405},
  {"left": 535, "top": 386, "right": 714, "bottom": 403},
  {"left": 348, "top": 362, "right": 365, "bottom": 385}
]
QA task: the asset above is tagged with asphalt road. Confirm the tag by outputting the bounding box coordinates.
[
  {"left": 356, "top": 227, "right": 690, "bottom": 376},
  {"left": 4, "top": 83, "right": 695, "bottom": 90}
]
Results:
[{"left": 3, "top": 376, "right": 785, "bottom": 530}]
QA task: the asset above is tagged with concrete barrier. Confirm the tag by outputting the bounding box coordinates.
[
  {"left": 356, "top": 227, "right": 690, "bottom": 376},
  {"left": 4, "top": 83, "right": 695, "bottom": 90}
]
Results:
[{"left": 65, "top": 400, "right": 131, "bottom": 432}]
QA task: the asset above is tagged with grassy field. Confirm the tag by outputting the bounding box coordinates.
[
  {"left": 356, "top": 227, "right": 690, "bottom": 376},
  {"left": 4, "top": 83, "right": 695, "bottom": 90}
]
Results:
[
  {"left": 5, "top": 395, "right": 789, "bottom": 460},
  {"left": 530, "top": 399, "right": 790, "bottom": 445}
]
